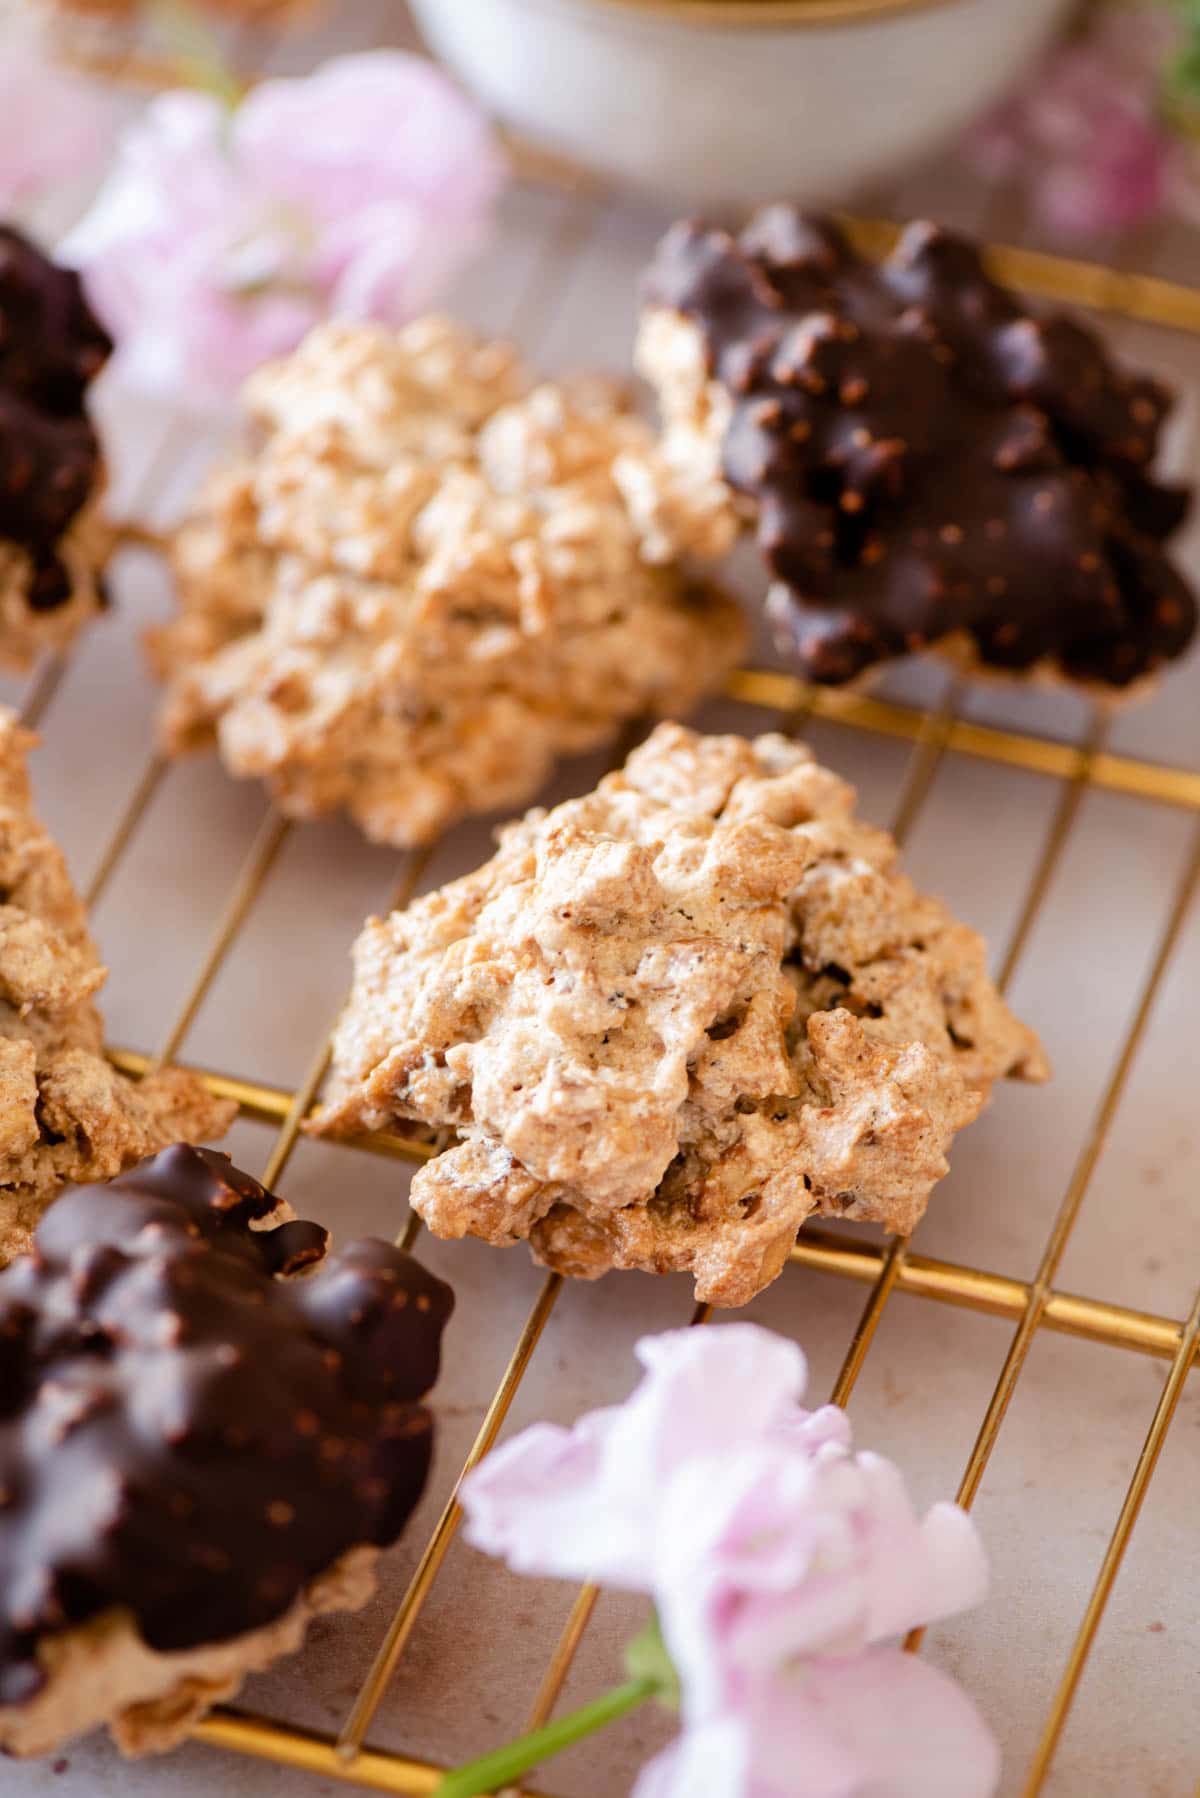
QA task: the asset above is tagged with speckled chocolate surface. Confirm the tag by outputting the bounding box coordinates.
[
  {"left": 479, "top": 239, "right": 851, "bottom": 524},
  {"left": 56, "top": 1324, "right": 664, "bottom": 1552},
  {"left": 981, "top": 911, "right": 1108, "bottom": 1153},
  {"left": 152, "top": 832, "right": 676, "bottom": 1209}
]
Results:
[
  {"left": 0, "top": 227, "right": 110, "bottom": 612},
  {"left": 0, "top": 1144, "right": 453, "bottom": 1707},
  {"left": 644, "top": 209, "right": 1197, "bottom": 686}
]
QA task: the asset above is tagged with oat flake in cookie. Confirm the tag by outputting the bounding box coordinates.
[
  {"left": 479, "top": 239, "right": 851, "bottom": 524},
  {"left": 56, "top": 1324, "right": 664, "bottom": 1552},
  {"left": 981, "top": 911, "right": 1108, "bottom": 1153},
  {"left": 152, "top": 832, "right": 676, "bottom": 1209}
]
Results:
[
  {"left": 627, "top": 208, "right": 1196, "bottom": 691},
  {"left": 152, "top": 318, "right": 745, "bottom": 847},
  {"left": 0, "top": 713, "right": 234, "bottom": 1260},
  {"left": 0, "top": 1143, "right": 454, "bottom": 1757},
  {"left": 313, "top": 723, "right": 1047, "bottom": 1309},
  {"left": 0, "top": 227, "right": 113, "bottom": 673}
]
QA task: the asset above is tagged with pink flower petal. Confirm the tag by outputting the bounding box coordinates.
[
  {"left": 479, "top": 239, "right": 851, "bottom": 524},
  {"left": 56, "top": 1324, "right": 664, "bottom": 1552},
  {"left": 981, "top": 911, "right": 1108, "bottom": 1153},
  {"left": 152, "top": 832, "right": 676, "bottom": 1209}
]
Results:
[
  {"left": 462, "top": 1410, "right": 659, "bottom": 1587},
  {"left": 963, "top": 10, "right": 1176, "bottom": 240},
  {"left": 854, "top": 1456, "right": 989, "bottom": 1641},
  {"left": 632, "top": 1715, "right": 752, "bottom": 1798},
  {"left": 629, "top": 1326, "right": 810, "bottom": 1472},
  {"left": 65, "top": 52, "right": 503, "bottom": 408},
  {"left": 463, "top": 1325, "right": 998, "bottom": 1796},
  {"left": 0, "top": 44, "right": 114, "bottom": 210},
  {"left": 237, "top": 52, "right": 505, "bottom": 217}
]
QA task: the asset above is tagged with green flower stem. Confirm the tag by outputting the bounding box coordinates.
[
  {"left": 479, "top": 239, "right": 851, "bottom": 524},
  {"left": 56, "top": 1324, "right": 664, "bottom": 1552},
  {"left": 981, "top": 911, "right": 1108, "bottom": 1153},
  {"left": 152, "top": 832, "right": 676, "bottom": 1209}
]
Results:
[{"left": 433, "top": 1675, "right": 658, "bottom": 1798}]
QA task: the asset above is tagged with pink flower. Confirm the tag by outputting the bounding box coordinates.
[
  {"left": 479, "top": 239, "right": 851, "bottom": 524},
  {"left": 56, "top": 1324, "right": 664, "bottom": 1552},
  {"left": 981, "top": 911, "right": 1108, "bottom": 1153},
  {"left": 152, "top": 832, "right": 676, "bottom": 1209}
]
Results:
[
  {"left": 635, "top": 1654, "right": 998, "bottom": 1798},
  {"left": 462, "top": 1326, "right": 999, "bottom": 1798},
  {"left": 964, "top": 8, "right": 1176, "bottom": 240},
  {"left": 0, "top": 41, "right": 114, "bottom": 211},
  {"left": 64, "top": 52, "right": 505, "bottom": 410}
]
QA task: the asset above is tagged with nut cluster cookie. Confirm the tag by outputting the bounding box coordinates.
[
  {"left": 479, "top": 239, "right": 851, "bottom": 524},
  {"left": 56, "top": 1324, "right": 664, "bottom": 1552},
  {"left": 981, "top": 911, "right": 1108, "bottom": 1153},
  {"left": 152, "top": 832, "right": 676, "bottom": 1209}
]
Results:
[
  {"left": 0, "top": 1144, "right": 454, "bottom": 1756},
  {"left": 153, "top": 318, "right": 746, "bottom": 847},
  {"left": 0, "top": 713, "right": 233, "bottom": 1260},
  {"left": 0, "top": 228, "right": 113, "bottom": 672},
  {"left": 628, "top": 208, "right": 1196, "bottom": 691},
  {"left": 314, "top": 723, "right": 1047, "bottom": 1307}
]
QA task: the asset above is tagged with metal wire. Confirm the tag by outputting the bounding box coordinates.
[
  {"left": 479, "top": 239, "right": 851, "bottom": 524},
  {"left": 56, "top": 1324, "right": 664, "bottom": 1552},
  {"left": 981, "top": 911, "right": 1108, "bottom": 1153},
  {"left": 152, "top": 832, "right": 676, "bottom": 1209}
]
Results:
[
  {"left": 338, "top": 1273, "right": 565, "bottom": 1760},
  {"left": 725, "top": 669, "right": 1200, "bottom": 812},
  {"left": 901, "top": 812, "right": 1200, "bottom": 1675},
  {"left": 950, "top": 820, "right": 1200, "bottom": 1517},
  {"left": 1021, "top": 1275, "right": 1200, "bottom": 1797},
  {"left": 827, "top": 698, "right": 1108, "bottom": 1411},
  {"left": 154, "top": 807, "right": 293, "bottom": 1068},
  {"left": 17, "top": 652, "right": 70, "bottom": 731},
  {"left": 823, "top": 675, "right": 967, "bottom": 1408},
  {"left": 191, "top": 1710, "right": 559, "bottom": 1797},
  {"left": 103, "top": 1042, "right": 1200, "bottom": 1366}
]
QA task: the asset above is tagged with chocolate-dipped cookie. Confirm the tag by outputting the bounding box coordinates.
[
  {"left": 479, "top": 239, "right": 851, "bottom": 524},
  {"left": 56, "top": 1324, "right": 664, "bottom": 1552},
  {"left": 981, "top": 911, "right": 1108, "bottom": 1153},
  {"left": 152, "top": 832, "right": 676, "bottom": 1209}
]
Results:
[
  {"left": 628, "top": 208, "right": 1196, "bottom": 691},
  {"left": 0, "top": 227, "right": 112, "bottom": 671},
  {"left": 152, "top": 318, "right": 744, "bottom": 847},
  {"left": 0, "top": 1143, "right": 454, "bottom": 1757}
]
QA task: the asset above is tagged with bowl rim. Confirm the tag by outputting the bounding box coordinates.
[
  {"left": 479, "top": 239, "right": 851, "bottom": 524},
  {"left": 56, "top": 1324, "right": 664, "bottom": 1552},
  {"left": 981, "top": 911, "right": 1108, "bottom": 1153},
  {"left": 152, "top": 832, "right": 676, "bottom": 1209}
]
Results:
[{"left": 559, "top": 0, "right": 957, "bottom": 30}]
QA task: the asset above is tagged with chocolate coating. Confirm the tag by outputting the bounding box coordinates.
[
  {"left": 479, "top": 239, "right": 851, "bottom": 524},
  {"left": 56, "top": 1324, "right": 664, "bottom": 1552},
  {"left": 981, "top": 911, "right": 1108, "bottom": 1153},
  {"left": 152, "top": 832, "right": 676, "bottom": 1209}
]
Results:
[
  {"left": 0, "top": 1144, "right": 453, "bottom": 1707},
  {"left": 0, "top": 228, "right": 111, "bottom": 611},
  {"left": 645, "top": 210, "right": 1196, "bottom": 687}
]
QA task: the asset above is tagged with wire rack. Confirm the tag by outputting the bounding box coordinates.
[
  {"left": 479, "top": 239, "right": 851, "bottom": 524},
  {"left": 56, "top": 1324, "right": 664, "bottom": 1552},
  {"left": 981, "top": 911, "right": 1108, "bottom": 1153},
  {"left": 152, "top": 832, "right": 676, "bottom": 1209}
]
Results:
[
  {"left": 13, "top": 67, "right": 1200, "bottom": 1794},
  {"left": 86, "top": 637, "right": 1198, "bottom": 1798}
]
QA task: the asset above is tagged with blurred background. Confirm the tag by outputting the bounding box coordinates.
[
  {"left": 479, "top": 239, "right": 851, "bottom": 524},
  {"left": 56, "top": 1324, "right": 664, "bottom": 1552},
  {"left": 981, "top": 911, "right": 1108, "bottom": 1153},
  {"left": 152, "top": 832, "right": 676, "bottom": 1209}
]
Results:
[{"left": 16, "top": 0, "right": 1200, "bottom": 266}]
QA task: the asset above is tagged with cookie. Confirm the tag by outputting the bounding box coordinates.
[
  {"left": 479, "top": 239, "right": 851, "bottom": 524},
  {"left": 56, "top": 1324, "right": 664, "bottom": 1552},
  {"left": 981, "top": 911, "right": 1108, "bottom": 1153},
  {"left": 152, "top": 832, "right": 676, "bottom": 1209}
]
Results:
[
  {"left": 0, "top": 1143, "right": 454, "bottom": 1756},
  {"left": 0, "top": 712, "right": 234, "bottom": 1260},
  {"left": 0, "top": 228, "right": 112, "bottom": 673},
  {"left": 313, "top": 723, "right": 1047, "bottom": 1308},
  {"left": 151, "top": 317, "right": 746, "bottom": 847},
  {"left": 627, "top": 208, "right": 1196, "bottom": 691}
]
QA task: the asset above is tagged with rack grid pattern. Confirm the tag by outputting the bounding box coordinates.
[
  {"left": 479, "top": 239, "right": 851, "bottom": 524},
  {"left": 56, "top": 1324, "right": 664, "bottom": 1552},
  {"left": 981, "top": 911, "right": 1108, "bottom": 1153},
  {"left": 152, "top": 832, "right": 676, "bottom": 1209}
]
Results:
[
  {"left": 16, "top": 161, "right": 1200, "bottom": 1795},
  {"left": 74, "top": 621, "right": 1200, "bottom": 1798}
]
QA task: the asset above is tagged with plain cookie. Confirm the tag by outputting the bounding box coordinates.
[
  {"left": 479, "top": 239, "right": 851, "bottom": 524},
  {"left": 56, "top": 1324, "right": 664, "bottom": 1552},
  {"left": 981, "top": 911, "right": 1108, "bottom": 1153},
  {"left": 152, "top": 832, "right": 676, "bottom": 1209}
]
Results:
[
  {"left": 153, "top": 318, "right": 746, "bottom": 846},
  {"left": 313, "top": 723, "right": 1047, "bottom": 1307}
]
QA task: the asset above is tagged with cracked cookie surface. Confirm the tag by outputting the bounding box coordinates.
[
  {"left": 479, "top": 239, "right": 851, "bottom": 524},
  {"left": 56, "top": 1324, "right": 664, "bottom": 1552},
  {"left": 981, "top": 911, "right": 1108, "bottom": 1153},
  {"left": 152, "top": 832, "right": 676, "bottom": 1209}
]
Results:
[
  {"left": 154, "top": 318, "right": 746, "bottom": 846},
  {"left": 314, "top": 723, "right": 1047, "bottom": 1307},
  {"left": 0, "top": 714, "right": 234, "bottom": 1259}
]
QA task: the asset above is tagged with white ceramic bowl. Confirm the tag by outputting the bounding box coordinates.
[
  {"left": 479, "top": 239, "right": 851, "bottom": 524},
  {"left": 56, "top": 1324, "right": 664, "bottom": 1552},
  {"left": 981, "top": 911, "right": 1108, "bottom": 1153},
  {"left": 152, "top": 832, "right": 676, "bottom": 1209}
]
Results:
[{"left": 409, "top": 0, "right": 1071, "bottom": 206}]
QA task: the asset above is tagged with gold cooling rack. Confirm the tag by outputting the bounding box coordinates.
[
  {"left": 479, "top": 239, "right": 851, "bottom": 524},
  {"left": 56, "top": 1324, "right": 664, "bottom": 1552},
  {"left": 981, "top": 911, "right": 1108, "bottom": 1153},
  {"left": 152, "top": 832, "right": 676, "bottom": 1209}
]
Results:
[{"left": 15, "top": 203, "right": 1200, "bottom": 1795}]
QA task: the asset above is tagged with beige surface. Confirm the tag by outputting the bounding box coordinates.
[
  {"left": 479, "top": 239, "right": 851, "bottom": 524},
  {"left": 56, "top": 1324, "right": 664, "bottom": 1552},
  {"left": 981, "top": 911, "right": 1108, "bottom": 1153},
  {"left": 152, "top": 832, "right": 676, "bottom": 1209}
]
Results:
[{"left": 0, "top": 711, "right": 233, "bottom": 1260}]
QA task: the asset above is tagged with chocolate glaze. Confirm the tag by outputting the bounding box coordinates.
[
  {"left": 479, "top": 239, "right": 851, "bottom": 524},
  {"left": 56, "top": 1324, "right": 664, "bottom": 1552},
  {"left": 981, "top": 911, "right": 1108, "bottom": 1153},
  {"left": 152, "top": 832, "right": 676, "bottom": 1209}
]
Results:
[
  {"left": 0, "top": 228, "right": 111, "bottom": 612},
  {"left": 644, "top": 210, "right": 1196, "bottom": 686},
  {"left": 0, "top": 1144, "right": 453, "bottom": 1708}
]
